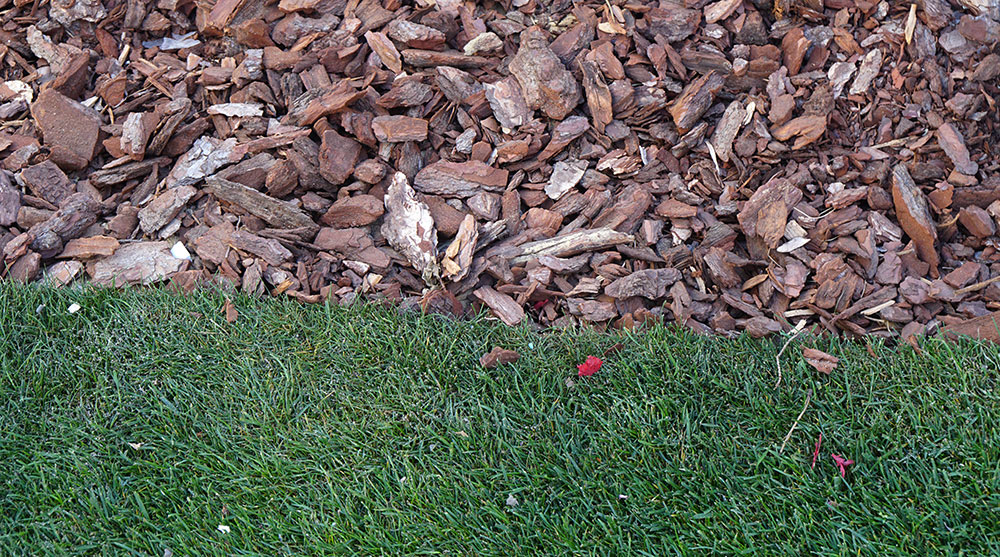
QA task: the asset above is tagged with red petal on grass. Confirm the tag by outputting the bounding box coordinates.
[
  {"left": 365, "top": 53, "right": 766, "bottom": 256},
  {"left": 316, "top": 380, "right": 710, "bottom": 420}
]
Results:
[
  {"left": 811, "top": 433, "right": 822, "bottom": 469},
  {"left": 577, "top": 356, "right": 603, "bottom": 377},
  {"left": 831, "top": 453, "right": 854, "bottom": 477}
]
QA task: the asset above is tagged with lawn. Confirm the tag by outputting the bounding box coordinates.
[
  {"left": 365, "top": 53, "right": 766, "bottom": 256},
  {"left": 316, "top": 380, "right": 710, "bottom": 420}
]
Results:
[{"left": 1, "top": 285, "right": 999, "bottom": 555}]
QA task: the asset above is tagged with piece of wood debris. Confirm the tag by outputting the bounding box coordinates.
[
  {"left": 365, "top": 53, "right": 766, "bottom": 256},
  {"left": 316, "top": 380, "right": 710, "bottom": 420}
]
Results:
[
  {"left": 474, "top": 286, "right": 525, "bottom": 326},
  {"left": 205, "top": 176, "right": 318, "bottom": 231},
  {"left": 381, "top": 172, "right": 439, "bottom": 284}
]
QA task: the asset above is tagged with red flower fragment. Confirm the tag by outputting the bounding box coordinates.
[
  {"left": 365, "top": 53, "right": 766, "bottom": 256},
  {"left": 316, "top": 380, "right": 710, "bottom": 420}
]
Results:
[
  {"left": 831, "top": 453, "right": 854, "bottom": 478},
  {"left": 577, "top": 356, "right": 603, "bottom": 377},
  {"left": 811, "top": 433, "right": 822, "bottom": 469}
]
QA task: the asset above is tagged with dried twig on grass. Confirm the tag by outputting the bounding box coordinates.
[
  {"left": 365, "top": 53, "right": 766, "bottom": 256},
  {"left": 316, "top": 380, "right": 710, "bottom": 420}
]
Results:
[
  {"left": 779, "top": 389, "right": 813, "bottom": 454},
  {"left": 774, "top": 321, "right": 807, "bottom": 389}
]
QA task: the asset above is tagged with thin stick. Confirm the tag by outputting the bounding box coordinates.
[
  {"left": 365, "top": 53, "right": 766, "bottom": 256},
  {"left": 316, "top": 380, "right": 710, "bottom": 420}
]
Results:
[
  {"left": 774, "top": 322, "right": 806, "bottom": 388},
  {"left": 780, "top": 389, "right": 812, "bottom": 454},
  {"left": 955, "top": 275, "right": 1000, "bottom": 296}
]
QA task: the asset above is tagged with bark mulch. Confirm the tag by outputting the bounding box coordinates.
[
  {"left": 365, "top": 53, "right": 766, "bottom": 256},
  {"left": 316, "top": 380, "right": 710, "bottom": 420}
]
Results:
[{"left": 2, "top": 0, "right": 1000, "bottom": 340}]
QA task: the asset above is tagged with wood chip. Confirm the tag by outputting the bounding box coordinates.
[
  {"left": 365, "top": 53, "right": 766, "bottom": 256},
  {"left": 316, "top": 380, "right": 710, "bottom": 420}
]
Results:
[
  {"left": 381, "top": 172, "right": 439, "bottom": 284},
  {"left": 545, "top": 159, "right": 587, "bottom": 200},
  {"left": 93, "top": 241, "right": 185, "bottom": 286},
  {"left": 511, "top": 228, "right": 633, "bottom": 265},
  {"left": 935, "top": 123, "right": 978, "bottom": 176},
  {"left": 413, "top": 160, "right": 508, "bottom": 198},
  {"left": 891, "top": 164, "right": 939, "bottom": 277},
  {"left": 372, "top": 115, "right": 429, "bottom": 143},
  {"left": 474, "top": 286, "right": 524, "bottom": 326},
  {"left": 441, "top": 214, "right": 477, "bottom": 281},
  {"left": 205, "top": 176, "right": 318, "bottom": 231},
  {"left": 508, "top": 27, "right": 581, "bottom": 120}
]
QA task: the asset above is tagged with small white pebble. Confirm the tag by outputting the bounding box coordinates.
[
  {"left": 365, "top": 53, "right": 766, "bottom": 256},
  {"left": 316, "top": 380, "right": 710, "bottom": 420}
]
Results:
[
  {"left": 170, "top": 241, "right": 191, "bottom": 260},
  {"left": 68, "top": 303, "right": 81, "bottom": 314},
  {"left": 217, "top": 525, "right": 230, "bottom": 534}
]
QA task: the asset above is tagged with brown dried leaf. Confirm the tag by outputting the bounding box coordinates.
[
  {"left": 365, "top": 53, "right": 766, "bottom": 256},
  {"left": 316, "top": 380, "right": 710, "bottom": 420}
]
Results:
[
  {"left": 222, "top": 298, "right": 239, "bottom": 323},
  {"left": 803, "top": 347, "right": 839, "bottom": 375},
  {"left": 480, "top": 346, "right": 520, "bottom": 369}
]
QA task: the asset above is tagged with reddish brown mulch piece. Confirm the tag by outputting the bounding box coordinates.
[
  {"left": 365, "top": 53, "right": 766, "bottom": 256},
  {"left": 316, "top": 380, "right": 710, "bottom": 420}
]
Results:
[
  {"left": 942, "top": 310, "right": 1000, "bottom": 344},
  {"left": 0, "top": 0, "right": 998, "bottom": 341}
]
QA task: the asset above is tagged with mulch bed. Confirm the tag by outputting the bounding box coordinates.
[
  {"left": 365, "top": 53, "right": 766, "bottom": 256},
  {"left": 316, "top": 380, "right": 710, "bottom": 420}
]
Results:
[{"left": 1, "top": 0, "right": 999, "bottom": 340}]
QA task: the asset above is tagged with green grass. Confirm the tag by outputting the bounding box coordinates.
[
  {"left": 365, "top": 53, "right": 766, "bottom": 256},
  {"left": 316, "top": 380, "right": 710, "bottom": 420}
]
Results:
[{"left": 1, "top": 285, "right": 999, "bottom": 555}]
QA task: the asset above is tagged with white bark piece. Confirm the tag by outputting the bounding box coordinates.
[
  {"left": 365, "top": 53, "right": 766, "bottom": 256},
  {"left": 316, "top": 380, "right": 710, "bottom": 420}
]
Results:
[
  {"left": 545, "top": 159, "right": 588, "bottom": 200},
  {"left": 849, "top": 49, "right": 882, "bottom": 96},
  {"left": 166, "top": 137, "right": 241, "bottom": 188},
  {"left": 93, "top": 241, "right": 185, "bottom": 286},
  {"left": 207, "top": 103, "right": 264, "bottom": 118},
  {"left": 381, "top": 172, "right": 440, "bottom": 284},
  {"left": 511, "top": 228, "right": 633, "bottom": 264}
]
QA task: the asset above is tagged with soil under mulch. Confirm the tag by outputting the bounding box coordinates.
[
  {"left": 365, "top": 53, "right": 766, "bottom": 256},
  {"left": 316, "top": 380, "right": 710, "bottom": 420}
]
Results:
[{"left": 1, "top": 0, "right": 1000, "bottom": 340}]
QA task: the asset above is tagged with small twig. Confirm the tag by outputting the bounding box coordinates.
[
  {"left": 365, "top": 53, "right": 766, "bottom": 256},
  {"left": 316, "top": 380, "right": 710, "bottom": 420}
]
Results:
[
  {"left": 780, "top": 389, "right": 813, "bottom": 454},
  {"left": 870, "top": 134, "right": 921, "bottom": 149},
  {"left": 775, "top": 321, "right": 806, "bottom": 388},
  {"left": 955, "top": 275, "right": 1000, "bottom": 296},
  {"left": 937, "top": 213, "right": 961, "bottom": 229}
]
